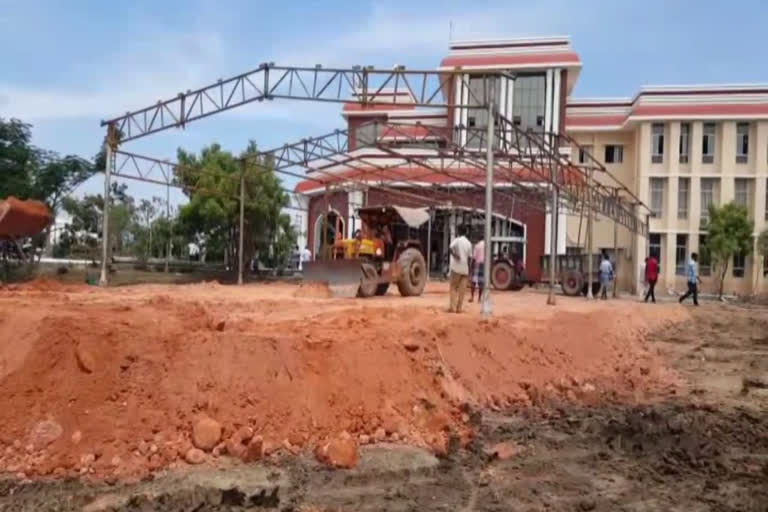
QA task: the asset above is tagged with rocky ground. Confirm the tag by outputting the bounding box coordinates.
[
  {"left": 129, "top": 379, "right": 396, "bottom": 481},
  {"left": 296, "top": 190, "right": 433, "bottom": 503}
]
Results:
[{"left": 0, "top": 281, "right": 766, "bottom": 511}]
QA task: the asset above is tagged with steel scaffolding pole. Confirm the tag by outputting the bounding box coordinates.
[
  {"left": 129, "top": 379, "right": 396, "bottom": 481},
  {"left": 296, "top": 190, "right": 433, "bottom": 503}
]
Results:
[
  {"left": 165, "top": 182, "right": 170, "bottom": 273},
  {"left": 613, "top": 188, "right": 619, "bottom": 298},
  {"left": 481, "top": 101, "right": 495, "bottom": 316},
  {"left": 99, "top": 142, "right": 113, "bottom": 286},
  {"left": 547, "top": 155, "right": 559, "bottom": 306},
  {"left": 586, "top": 168, "right": 595, "bottom": 300},
  {"left": 238, "top": 168, "right": 246, "bottom": 286}
]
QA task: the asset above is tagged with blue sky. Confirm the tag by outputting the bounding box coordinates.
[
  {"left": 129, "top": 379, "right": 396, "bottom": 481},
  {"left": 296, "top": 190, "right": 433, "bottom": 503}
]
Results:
[{"left": 3, "top": 0, "right": 768, "bottom": 205}]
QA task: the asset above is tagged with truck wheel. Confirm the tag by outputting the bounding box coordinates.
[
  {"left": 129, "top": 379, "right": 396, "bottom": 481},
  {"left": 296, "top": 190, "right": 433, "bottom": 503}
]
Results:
[
  {"left": 357, "top": 263, "right": 378, "bottom": 298},
  {"left": 491, "top": 261, "right": 513, "bottom": 290},
  {"left": 396, "top": 248, "right": 427, "bottom": 296},
  {"left": 375, "top": 283, "right": 390, "bottom": 296},
  {"left": 561, "top": 270, "right": 583, "bottom": 296}
]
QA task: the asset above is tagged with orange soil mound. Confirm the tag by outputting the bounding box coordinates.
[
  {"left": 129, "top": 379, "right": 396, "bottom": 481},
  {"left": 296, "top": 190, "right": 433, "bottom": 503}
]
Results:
[
  {"left": 0, "top": 284, "right": 684, "bottom": 480},
  {"left": 0, "top": 197, "right": 53, "bottom": 238}
]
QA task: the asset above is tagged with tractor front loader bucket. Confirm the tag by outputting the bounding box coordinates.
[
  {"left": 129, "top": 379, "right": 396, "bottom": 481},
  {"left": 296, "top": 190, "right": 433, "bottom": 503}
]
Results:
[{"left": 303, "top": 260, "right": 362, "bottom": 298}]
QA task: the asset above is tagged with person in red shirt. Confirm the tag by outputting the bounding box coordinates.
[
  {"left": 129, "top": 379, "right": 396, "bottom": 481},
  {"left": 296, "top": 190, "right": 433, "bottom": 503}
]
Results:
[{"left": 644, "top": 255, "right": 659, "bottom": 303}]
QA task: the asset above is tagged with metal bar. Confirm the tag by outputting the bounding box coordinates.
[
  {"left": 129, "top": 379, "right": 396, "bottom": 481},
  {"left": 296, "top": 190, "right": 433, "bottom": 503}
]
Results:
[
  {"left": 426, "top": 208, "right": 432, "bottom": 281},
  {"left": 481, "top": 101, "right": 494, "bottom": 316},
  {"left": 238, "top": 167, "right": 245, "bottom": 285},
  {"left": 586, "top": 168, "right": 594, "bottom": 300},
  {"left": 613, "top": 188, "right": 619, "bottom": 298},
  {"left": 547, "top": 147, "right": 559, "bottom": 306},
  {"left": 165, "top": 182, "right": 171, "bottom": 273},
  {"left": 99, "top": 141, "right": 113, "bottom": 286}
]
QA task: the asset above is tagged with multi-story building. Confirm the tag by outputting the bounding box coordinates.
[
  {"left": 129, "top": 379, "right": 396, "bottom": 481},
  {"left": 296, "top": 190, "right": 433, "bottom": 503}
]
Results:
[
  {"left": 295, "top": 36, "right": 768, "bottom": 296},
  {"left": 568, "top": 87, "right": 768, "bottom": 295}
]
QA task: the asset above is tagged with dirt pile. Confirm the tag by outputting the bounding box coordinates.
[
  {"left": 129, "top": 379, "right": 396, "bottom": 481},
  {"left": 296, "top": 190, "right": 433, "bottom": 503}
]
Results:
[
  {"left": 0, "top": 197, "right": 53, "bottom": 238},
  {"left": 0, "top": 283, "right": 685, "bottom": 480}
]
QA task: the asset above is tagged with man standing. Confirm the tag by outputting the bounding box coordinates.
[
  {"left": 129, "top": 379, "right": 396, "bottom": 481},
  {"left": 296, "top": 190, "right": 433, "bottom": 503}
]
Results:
[
  {"left": 598, "top": 252, "right": 613, "bottom": 300},
  {"left": 679, "top": 252, "right": 701, "bottom": 306},
  {"left": 644, "top": 254, "right": 659, "bottom": 303},
  {"left": 299, "top": 245, "right": 312, "bottom": 271},
  {"left": 448, "top": 225, "right": 472, "bottom": 313},
  {"left": 469, "top": 237, "right": 485, "bottom": 303}
]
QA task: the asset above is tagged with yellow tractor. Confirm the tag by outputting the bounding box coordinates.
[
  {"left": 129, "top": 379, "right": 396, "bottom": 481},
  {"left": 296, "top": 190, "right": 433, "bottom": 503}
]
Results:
[{"left": 304, "top": 205, "right": 429, "bottom": 298}]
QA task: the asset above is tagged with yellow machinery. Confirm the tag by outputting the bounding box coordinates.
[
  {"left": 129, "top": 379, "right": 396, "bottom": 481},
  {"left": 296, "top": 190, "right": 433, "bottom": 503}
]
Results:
[{"left": 304, "top": 205, "right": 429, "bottom": 298}]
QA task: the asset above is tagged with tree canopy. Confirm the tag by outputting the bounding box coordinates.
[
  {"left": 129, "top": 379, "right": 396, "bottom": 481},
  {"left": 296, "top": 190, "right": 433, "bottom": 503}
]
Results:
[
  {"left": 705, "top": 202, "right": 754, "bottom": 297},
  {"left": 176, "top": 141, "right": 295, "bottom": 273},
  {"left": 0, "top": 118, "right": 95, "bottom": 210}
]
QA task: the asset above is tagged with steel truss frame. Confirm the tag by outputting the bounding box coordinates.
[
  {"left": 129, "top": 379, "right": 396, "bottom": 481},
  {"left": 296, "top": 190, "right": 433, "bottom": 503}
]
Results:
[
  {"left": 102, "top": 65, "right": 499, "bottom": 143},
  {"left": 98, "top": 62, "right": 650, "bottom": 309}
]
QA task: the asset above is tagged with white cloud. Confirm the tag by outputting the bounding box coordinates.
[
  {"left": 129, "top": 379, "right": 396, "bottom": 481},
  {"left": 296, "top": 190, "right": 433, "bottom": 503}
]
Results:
[{"left": 1, "top": 1, "right": 583, "bottom": 124}]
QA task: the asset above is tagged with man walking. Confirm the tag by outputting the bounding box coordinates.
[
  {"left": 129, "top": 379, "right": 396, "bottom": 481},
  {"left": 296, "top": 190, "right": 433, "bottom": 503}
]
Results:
[
  {"left": 448, "top": 225, "right": 472, "bottom": 313},
  {"left": 469, "top": 237, "right": 485, "bottom": 303},
  {"left": 644, "top": 254, "right": 659, "bottom": 303},
  {"left": 679, "top": 252, "right": 701, "bottom": 306},
  {"left": 299, "top": 245, "right": 312, "bottom": 271},
  {"left": 598, "top": 252, "right": 613, "bottom": 300}
]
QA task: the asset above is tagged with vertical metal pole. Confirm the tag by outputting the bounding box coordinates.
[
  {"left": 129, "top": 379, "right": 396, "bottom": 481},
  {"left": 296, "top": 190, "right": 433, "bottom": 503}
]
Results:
[
  {"left": 165, "top": 183, "right": 170, "bottom": 273},
  {"left": 426, "top": 209, "right": 432, "bottom": 281},
  {"left": 547, "top": 150, "right": 559, "bottom": 306},
  {"left": 631, "top": 202, "right": 638, "bottom": 295},
  {"left": 238, "top": 169, "right": 245, "bottom": 285},
  {"left": 612, "top": 188, "right": 619, "bottom": 298},
  {"left": 99, "top": 138, "right": 113, "bottom": 286},
  {"left": 481, "top": 100, "right": 495, "bottom": 316},
  {"left": 586, "top": 168, "right": 595, "bottom": 300}
]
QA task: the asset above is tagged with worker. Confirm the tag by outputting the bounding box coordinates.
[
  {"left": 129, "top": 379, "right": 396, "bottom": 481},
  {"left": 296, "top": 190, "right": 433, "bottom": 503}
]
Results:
[
  {"left": 644, "top": 254, "right": 659, "bottom": 303},
  {"left": 598, "top": 252, "right": 613, "bottom": 300},
  {"left": 679, "top": 252, "right": 701, "bottom": 306},
  {"left": 299, "top": 245, "right": 312, "bottom": 271},
  {"left": 469, "top": 237, "right": 485, "bottom": 303},
  {"left": 448, "top": 224, "right": 472, "bottom": 313}
]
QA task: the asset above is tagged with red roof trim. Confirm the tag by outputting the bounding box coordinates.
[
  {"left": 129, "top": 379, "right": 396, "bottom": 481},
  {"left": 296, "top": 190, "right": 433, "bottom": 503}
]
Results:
[
  {"left": 565, "top": 115, "right": 627, "bottom": 127},
  {"left": 440, "top": 52, "right": 580, "bottom": 68},
  {"left": 294, "top": 165, "right": 583, "bottom": 193},
  {"left": 631, "top": 103, "right": 768, "bottom": 116},
  {"left": 343, "top": 102, "right": 416, "bottom": 112},
  {"left": 450, "top": 40, "right": 569, "bottom": 51}
]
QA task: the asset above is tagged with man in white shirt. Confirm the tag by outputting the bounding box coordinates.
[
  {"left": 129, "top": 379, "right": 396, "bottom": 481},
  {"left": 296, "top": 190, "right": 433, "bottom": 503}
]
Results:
[
  {"left": 299, "top": 246, "right": 312, "bottom": 271},
  {"left": 598, "top": 252, "right": 614, "bottom": 300},
  {"left": 448, "top": 225, "right": 472, "bottom": 313}
]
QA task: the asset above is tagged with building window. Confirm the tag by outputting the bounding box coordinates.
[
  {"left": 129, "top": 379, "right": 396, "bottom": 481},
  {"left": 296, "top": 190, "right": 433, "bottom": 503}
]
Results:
[
  {"left": 699, "top": 234, "right": 711, "bottom": 276},
  {"left": 512, "top": 74, "right": 546, "bottom": 135},
  {"left": 650, "top": 178, "right": 665, "bottom": 218},
  {"left": 678, "top": 177, "right": 689, "bottom": 219},
  {"left": 702, "top": 123, "right": 716, "bottom": 164},
  {"left": 734, "top": 178, "right": 750, "bottom": 209},
  {"left": 733, "top": 250, "right": 746, "bottom": 278},
  {"left": 675, "top": 234, "right": 688, "bottom": 275},
  {"left": 700, "top": 177, "right": 718, "bottom": 223},
  {"left": 651, "top": 123, "right": 664, "bottom": 163},
  {"left": 736, "top": 122, "right": 749, "bottom": 164},
  {"left": 649, "top": 233, "right": 662, "bottom": 267},
  {"left": 679, "top": 123, "right": 690, "bottom": 164},
  {"left": 578, "top": 145, "right": 593, "bottom": 164},
  {"left": 604, "top": 145, "right": 623, "bottom": 164}
]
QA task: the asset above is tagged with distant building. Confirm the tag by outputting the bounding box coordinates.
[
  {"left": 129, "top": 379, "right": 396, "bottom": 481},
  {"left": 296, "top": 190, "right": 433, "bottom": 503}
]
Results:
[{"left": 292, "top": 36, "right": 768, "bottom": 295}]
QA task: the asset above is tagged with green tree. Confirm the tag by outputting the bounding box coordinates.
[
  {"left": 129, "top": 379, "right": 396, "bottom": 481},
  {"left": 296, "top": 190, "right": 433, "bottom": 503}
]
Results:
[
  {"left": 705, "top": 202, "right": 754, "bottom": 298},
  {"left": 176, "top": 141, "right": 293, "bottom": 276}
]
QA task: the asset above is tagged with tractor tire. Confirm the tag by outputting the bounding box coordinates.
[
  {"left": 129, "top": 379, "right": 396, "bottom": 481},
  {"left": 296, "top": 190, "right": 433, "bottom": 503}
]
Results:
[
  {"left": 561, "top": 270, "right": 584, "bottom": 297},
  {"left": 509, "top": 269, "right": 526, "bottom": 291},
  {"left": 491, "top": 261, "right": 514, "bottom": 290},
  {"left": 396, "top": 248, "right": 427, "bottom": 297},
  {"left": 375, "top": 283, "right": 390, "bottom": 296},
  {"left": 357, "top": 263, "right": 378, "bottom": 298}
]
